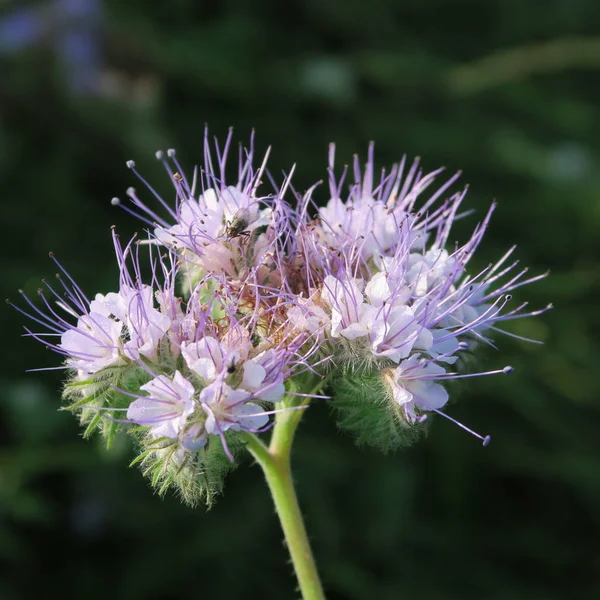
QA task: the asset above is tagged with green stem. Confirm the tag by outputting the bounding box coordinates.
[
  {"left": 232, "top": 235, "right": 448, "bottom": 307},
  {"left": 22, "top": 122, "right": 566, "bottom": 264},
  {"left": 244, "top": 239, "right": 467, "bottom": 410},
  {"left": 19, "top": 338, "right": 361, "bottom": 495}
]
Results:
[{"left": 245, "top": 398, "right": 326, "bottom": 600}]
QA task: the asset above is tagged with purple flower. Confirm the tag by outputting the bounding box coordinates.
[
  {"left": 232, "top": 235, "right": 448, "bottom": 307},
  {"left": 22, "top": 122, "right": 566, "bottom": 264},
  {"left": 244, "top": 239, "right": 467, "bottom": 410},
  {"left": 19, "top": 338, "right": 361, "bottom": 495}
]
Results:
[
  {"left": 12, "top": 231, "right": 179, "bottom": 377},
  {"left": 384, "top": 355, "right": 449, "bottom": 422},
  {"left": 128, "top": 371, "right": 196, "bottom": 441},
  {"left": 293, "top": 142, "right": 550, "bottom": 442},
  {"left": 115, "top": 133, "right": 548, "bottom": 446},
  {"left": 201, "top": 378, "right": 269, "bottom": 436},
  {"left": 59, "top": 310, "right": 125, "bottom": 373},
  {"left": 14, "top": 129, "right": 550, "bottom": 503},
  {"left": 114, "top": 132, "right": 280, "bottom": 282}
]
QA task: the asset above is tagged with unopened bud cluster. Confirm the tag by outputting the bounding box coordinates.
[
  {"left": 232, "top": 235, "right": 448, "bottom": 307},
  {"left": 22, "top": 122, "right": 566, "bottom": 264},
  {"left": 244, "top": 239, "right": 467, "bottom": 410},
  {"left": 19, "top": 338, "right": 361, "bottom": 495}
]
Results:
[{"left": 13, "top": 130, "right": 549, "bottom": 504}]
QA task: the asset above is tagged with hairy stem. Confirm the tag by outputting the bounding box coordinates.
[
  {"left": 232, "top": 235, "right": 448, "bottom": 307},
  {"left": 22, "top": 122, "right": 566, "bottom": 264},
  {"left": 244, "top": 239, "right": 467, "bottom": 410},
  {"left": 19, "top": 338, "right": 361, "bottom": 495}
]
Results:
[{"left": 245, "top": 399, "right": 326, "bottom": 600}]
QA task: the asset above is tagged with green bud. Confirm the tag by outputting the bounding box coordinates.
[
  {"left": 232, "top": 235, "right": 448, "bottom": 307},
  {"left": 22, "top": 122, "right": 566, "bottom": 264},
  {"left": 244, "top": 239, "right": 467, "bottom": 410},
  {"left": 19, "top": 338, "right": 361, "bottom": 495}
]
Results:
[
  {"left": 62, "top": 363, "right": 152, "bottom": 447},
  {"left": 132, "top": 433, "right": 243, "bottom": 507},
  {"left": 331, "top": 369, "right": 426, "bottom": 453}
]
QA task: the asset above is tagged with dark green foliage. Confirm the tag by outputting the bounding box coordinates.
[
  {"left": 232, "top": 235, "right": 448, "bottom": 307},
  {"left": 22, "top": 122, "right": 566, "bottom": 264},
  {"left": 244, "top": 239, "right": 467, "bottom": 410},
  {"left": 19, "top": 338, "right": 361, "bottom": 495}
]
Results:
[{"left": 331, "top": 370, "right": 425, "bottom": 453}]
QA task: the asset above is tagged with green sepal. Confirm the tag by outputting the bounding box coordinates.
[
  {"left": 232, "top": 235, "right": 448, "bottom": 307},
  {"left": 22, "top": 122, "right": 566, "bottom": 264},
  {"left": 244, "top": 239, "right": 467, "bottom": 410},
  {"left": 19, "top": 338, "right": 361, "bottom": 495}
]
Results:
[
  {"left": 62, "top": 363, "right": 153, "bottom": 447},
  {"left": 132, "top": 432, "right": 244, "bottom": 508},
  {"left": 82, "top": 411, "right": 104, "bottom": 439},
  {"left": 331, "top": 369, "right": 426, "bottom": 453}
]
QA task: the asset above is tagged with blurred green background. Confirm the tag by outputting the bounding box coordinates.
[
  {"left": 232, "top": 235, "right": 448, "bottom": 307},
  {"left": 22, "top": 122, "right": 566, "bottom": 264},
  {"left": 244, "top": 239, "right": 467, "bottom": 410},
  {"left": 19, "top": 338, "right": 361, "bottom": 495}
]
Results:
[{"left": 1, "top": 1, "right": 599, "bottom": 599}]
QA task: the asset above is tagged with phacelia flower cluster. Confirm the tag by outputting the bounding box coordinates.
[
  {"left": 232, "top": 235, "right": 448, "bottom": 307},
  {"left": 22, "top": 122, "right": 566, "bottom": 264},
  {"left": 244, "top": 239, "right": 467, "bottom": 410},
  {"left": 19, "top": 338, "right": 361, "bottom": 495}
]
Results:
[{"left": 13, "top": 129, "right": 549, "bottom": 503}]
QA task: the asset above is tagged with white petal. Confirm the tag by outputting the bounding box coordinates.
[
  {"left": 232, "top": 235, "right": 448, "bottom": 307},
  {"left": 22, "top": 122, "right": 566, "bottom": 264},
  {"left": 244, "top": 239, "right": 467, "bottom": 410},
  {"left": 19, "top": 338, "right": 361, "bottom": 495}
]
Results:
[
  {"left": 257, "top": 382, "right": 285, "bottom": 403},
  {"left": 60, "top": 313, "right": 123, "bottom": 372},
  {"left": 182, "top": 423, "right": 208, "bottom": 451},
  {"left": 341, "top": 322, "right": 369, "bottom": 340},
  {"left": 243, "top": 361, "right": 266, "bottom": 390},
  {"left": 431, "top": 330, "right": 459, "bottom": 356},
  {"left": 127, "top": 398, "right": 179, "bottom": 439},
  {"left": 182, "top": 338, "right": 223, "bottom": 381},
  {"left": 392, "top": 385, "right": 413, "bottom": 406},
  {"left": 171, "top": 370, "right": 196, "bottom": 400},
  {"left": 415, "top": 327, "right": 433, "bottom": 351},
  {"left": 194, "top": 358, "right": 218, "bottom": 383},
  {"left": 414, "top": 381, "right": 448, "bottom": 410},
  {"left": 200, "top": 188, "right": 220, "bottom": 212},
  {"left": 365, "top": 273, "right": 391, "bottom": 306},
  {"left": 234, "top": 402, "right": 269, "bottom": 431}
]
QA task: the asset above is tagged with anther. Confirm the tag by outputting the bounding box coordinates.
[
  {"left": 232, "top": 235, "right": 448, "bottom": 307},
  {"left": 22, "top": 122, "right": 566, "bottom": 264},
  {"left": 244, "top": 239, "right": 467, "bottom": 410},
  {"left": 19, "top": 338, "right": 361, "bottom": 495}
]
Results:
[
  {"left": 482, "top": 435, "right": 491, "bottom": 447},
  {"left": 111, "top": 197, "right": 120, "bottom": 206},
  {"left": 155, "top": 150, "right": 164, "bottom": 160},
  {"left": 126, "top": 160, "right": 136, "bottom": 169},
  {"left": 417, "top": 414, "right": 428, "bottom": 424},
  {"left": 167, "top": 149, "right": 176, "bottom": 157},
  {"left": 502, "top": 366, "right": 513, "bottom": 374},
  {"left": 505, "top": 294, "right": 512, "bottom": 301}
]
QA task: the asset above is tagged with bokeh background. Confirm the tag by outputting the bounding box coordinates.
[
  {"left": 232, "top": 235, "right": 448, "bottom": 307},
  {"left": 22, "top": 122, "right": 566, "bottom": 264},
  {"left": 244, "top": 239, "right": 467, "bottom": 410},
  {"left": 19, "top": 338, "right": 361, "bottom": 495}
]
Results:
[{"left": 1, "top": 1, "right": 599, "bottom": 598}]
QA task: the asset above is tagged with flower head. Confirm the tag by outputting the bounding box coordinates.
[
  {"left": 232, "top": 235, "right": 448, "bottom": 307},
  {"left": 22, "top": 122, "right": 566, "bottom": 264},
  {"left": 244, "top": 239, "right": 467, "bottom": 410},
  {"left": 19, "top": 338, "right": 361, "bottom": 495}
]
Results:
[
  {"left": 292, "top": 141, "right": 549, "bottom": 447},
  {"left": 14, "top": 129, "right": 550, "bottom": 504}
]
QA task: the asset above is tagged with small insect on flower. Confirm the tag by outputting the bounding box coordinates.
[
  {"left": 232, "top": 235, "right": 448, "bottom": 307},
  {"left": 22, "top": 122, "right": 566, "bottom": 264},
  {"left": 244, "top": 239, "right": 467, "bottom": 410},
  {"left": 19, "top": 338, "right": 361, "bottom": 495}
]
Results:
[{"left": 224, "top": 207, "right": 257, "bottom": 240}]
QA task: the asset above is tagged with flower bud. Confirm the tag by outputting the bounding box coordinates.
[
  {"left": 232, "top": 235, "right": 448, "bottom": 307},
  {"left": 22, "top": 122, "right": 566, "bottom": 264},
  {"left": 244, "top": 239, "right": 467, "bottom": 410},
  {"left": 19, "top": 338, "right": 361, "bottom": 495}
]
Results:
[{"left": 331, "top": 367, "right": 426, "bottom": 453}]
